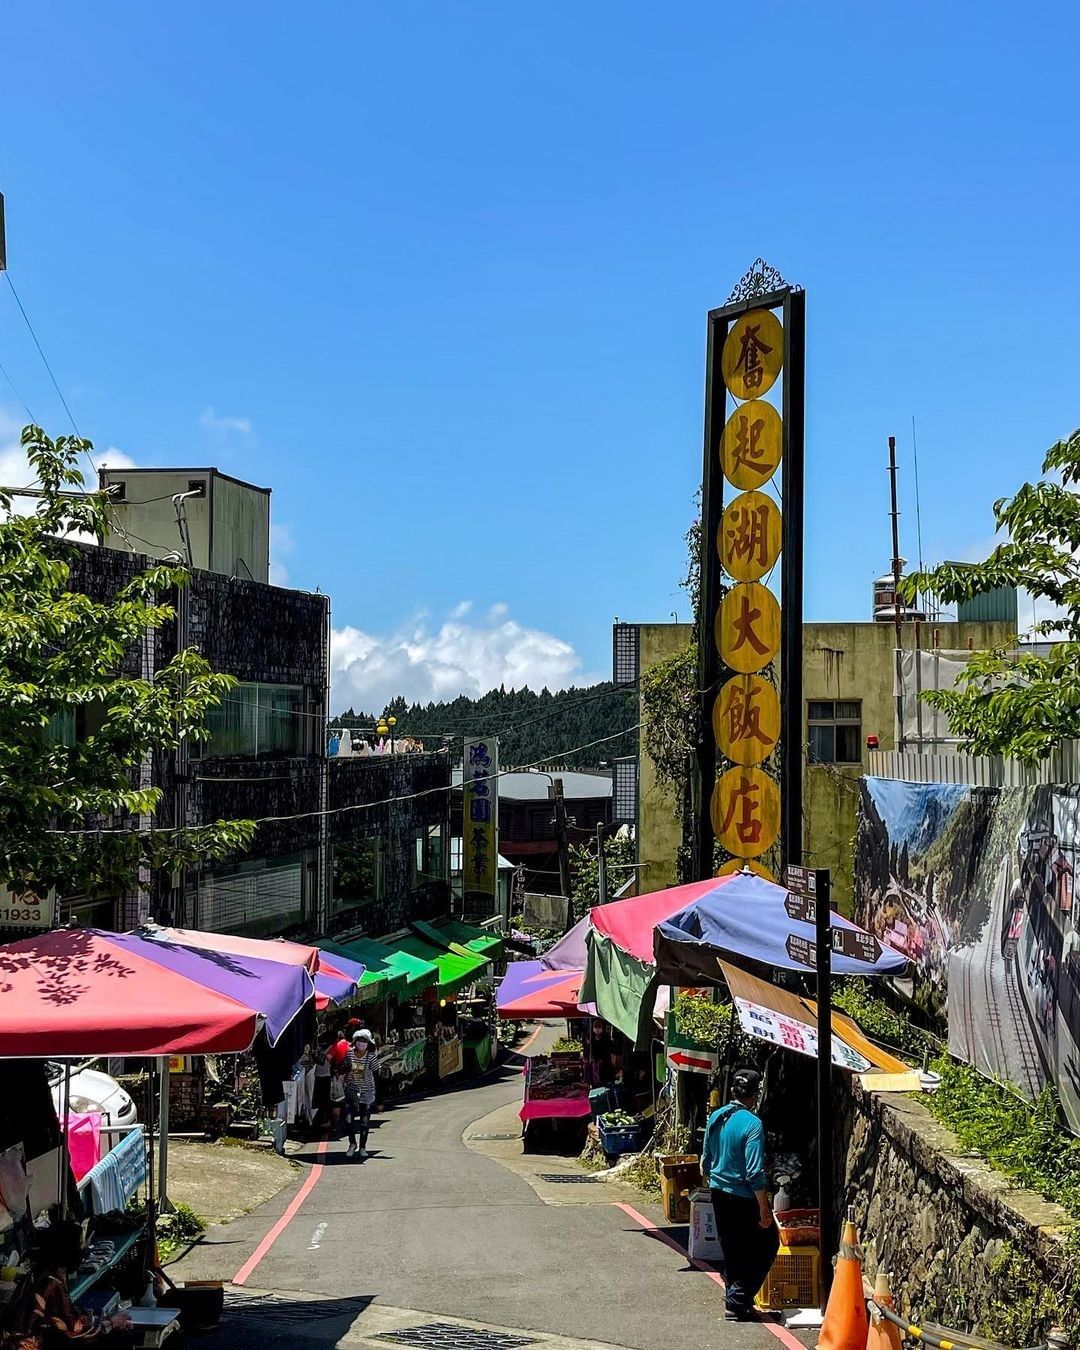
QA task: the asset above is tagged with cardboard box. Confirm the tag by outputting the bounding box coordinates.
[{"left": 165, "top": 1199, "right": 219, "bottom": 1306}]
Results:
[{"left": 688, "top": 1189, "right": 724, "bottom": 1263}]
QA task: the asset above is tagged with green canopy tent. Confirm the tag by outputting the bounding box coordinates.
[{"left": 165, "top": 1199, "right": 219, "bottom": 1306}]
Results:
[
  {"left": 318, "top": 936, "right": 437, "bottom": 1001},
  {"left": 387, "top": 931, "right": 489, "bottom": 999},
  {"left": 414, "top": 917, "right": 504, "bottom": 963}
]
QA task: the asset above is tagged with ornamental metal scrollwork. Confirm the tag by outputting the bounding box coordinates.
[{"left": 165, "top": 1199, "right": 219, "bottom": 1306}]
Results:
[{"left": 725, "top": 258, "right": 801, "bottom": 304}]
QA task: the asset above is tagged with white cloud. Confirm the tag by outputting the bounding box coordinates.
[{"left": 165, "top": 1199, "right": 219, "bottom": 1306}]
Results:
[
  {"left": 330, "top": 603, "right": 590, "bottom": 713},
  {"left": 199, "top": 407, "right": 254, "bottom": 441},
  {"left": 269, "top": 521, "right": 294, "bottom": 587}
]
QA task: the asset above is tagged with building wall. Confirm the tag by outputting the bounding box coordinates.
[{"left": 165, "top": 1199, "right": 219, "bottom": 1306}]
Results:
[
  {"left": 210, "top": 472, "right": 270, "bottom": 582},
  {"left": 803, "top": 620, "right": 1016, "bottom": 910},
  {"left": 637, "top": 622, "right": 694, "bottom": 894}
]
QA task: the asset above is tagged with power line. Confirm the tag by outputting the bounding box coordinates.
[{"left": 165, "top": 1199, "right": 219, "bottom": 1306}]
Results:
[
  {"left": 0, "top": 353, "right": 35, "bottom": 422},
  {"left": 43, "top": 724, "right": 641, "bottom": 836},
  {"left": 4, "top": 273, "right": 84, "bottom": 446}
]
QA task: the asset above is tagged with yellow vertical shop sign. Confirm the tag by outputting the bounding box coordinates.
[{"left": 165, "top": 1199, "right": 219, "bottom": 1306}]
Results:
[
  {"left": 462, "top": 736, "right": 499, "bottom": 899},
  {"left": 713, "top": 306, "right": 785, "bottom": 867}
]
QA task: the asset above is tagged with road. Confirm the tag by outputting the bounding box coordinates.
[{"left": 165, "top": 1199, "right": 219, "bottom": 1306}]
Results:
[{"left": 174, "top": 1032, "right": 805, "bottom": 1350}]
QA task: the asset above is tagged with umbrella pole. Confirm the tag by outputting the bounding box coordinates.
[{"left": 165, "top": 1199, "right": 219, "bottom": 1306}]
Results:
[
  {"left": 158, "top": 1057, "right": 172, "bottom": 1214},
  {"left": 146, "top": 1063, "right": 156, "bottom": 1263},
  {"left": 58, "top": 1062, "right": 72, "bottom": 1222}
]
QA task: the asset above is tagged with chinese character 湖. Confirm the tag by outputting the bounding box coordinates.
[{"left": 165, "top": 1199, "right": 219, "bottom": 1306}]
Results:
[{"left": 725, "top": 502, "right": 771, "bottom": 573}]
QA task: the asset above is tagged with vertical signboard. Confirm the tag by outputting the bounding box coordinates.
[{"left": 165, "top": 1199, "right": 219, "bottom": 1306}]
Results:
[
  {"left": 696, "top": 261, "right": 805, "bottom": 881},
  {"left": 462, "top": 736, "right": 499, "bottom": 917}
]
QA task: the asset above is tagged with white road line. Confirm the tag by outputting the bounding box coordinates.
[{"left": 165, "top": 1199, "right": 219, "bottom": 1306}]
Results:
[{"left": 307, "top": 1222, "right": 328, "bottom": 1250}]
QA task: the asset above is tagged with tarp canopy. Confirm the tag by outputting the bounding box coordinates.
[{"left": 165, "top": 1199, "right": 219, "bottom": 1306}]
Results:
[
  {"left": 590, "top": 882, "right": 719, "bottom": 963},
  {"left": 0, "top": 930, "right": 270, "bottom": 1057},
  {"left": 496, "top": 961, "right": 587, "bottom": 1019},
  {"left": 423, "top": 918, "right": 504, "bottom": 962},
  {"left": 142, "top": 926, "right": 321, "bottom": 972},
  {"left": 654, "top": 872, "right": 908, "bottom": 984},
  {"left": 311, "top": 951, "right": 367, "bottom": 1009},
  {"left": 540, "top": 916, "right": 590, "bottom": 972},
  {"left": 104, "top": 929, "right": 314, "bottom": 1044},
  {"left": 318, "top": 937, "right": 414, "bottom": 1003},
  {"left": 388, "top": 931, "right": 488, "bottom": 997},
  {"left": 719, "top": 961, "right": 909, "bottom": 1075}
]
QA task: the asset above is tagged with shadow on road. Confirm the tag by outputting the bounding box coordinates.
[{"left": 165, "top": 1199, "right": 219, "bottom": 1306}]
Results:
[{"left": 202, "top": 1292, "right": 377, "bottom": 1348}]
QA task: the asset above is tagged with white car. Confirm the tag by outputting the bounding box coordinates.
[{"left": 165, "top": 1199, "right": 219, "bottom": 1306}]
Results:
[{"left": 49, "top": 1065, "right": 139, "bottom": 1131}]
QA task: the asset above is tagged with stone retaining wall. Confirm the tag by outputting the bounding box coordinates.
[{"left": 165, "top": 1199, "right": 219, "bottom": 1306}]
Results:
[{"left": 838, "top": 1078, "right": 1075, "bottom": 1341}]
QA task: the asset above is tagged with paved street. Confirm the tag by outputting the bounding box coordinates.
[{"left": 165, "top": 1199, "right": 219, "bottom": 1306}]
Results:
[{"left": 174, "top": 1035, "right": 804, "bottom": 1350}]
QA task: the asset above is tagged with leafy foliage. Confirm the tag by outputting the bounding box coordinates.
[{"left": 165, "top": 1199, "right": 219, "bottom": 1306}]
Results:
[
  {"left": 568, "top": 829, "right": 636, "bottom": 915},
  {"left": 904, "top": 427, "right": 1080, "bottom": 762},
  {"left": 0, "top": 425, "right": 254, "bottom": 901},
  {"left": 640, "top": 641, "right": 697, "bottom": 818},
  {"left": 335, "top": 683, "right": 636, "bottom": 769},
  {"left": 831, "top": 979, "right": 936, "bottom": 1059}
]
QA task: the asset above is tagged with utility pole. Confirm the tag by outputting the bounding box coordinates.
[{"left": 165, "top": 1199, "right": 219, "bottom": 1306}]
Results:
[
  {"left": 551, "top": 777, "right": 574, "bottom": 930},
  {"left": 888, "top": 435, "right": 905, "bottom": 751},
  {"left": 596, "top": 821, "right": 607, "bottom": 906}
]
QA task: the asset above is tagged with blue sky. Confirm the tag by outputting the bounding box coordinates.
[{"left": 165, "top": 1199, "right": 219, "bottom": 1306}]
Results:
[{"left": 1, "top": 4, "right": 1078, "bottom": 711}]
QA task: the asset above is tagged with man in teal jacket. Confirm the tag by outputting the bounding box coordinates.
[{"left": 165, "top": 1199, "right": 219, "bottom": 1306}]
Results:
[{"left": 700, "top": 1067, "right": 779, "bottom": 1319}]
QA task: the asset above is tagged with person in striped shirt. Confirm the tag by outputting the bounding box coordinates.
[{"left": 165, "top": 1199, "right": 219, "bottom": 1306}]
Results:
[{"left": 346, "top": 1029, "right": 379, "bottom": 1160}]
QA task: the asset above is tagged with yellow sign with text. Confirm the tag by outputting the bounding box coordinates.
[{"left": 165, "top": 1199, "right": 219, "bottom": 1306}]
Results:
[
  {"left": 720, "top": 399, "right": 783, "bottom": 490},
  {"left": 719, "top": 490, "right": 782, "bottom": 583},
  {"left": 716, "top": 582, "right": 780, "bottom": 674},
  {"left": 713, "top": 673, "right": 780, "bottom": 767},
  {"left": 721, "top": 309, "right": 784, "bottom": 401},
  {"left": 711, "top": 765, "right": 781, "bottom": 859}
]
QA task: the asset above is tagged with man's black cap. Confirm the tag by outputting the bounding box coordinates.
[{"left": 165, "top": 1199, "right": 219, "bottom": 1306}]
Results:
[{"left": 732, "top": 1068, "right": 762, "bottom": 1097}]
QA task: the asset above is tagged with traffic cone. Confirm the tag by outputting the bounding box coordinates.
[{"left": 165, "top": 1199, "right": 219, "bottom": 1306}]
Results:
[
  {"left": 865, "top": 1271, "right": 901, "bottom": 1350},
  {"left": 817, "top": 1208, "right": 869, "bottom": 1350}
]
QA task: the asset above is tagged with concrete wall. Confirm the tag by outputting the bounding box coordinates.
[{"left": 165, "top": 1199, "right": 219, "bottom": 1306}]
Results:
[
  {"left": 211, "top": 472, "right": 269, "bottom": 582},
  {"left": 802, "top": 621, "right": 1015, "bottom": 911},
  {"left": 637, "top": 622, "right": 694, "bottom": 893},
  {"left": 839, "top": 1078, "right": 1075, "bottom": 1343}
]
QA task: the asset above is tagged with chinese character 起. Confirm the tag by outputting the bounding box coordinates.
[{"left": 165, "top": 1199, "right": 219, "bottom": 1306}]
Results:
[
  {"left": 733, "top": 323, "right": 773, "bottom": 392},
  {"left": 723, "top": 679, "right": 773, "bottom": 749},
  {"left": 719, "top": 772, "right": 765, "bottom": 846},
  {"left": 725, "top": 502, "right": 771, "bottom": 573},
  {"left": 732, "top": 412, "right": 775, "bottom": 479}
]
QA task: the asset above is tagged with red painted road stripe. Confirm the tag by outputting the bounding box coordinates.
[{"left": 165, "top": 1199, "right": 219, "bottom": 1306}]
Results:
[
  {"left": 233, "top": 1136, "right": 328, "bottom": 1286},
  {"left": 517, "top": 1022, "right": 546, "bottom": 1055},
  {"left": 612, "top": 1201, "right": 805, "bottom": 1350}
]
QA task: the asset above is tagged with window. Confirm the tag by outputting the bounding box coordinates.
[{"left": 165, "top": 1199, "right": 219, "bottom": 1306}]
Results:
[
  {"left": 202, "top": 682, "right": 304, "bottom": 758},
  {"left": 807, "top": 699, "right": 862, "bottom": 764}
]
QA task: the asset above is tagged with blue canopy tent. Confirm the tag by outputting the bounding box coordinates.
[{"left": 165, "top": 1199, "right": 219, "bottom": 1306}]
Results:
[{"left": 653, "top": 870, "right": 908, "bottom": 987}]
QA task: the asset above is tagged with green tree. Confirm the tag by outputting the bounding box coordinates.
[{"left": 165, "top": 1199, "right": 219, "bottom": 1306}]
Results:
[
  {"left": 0, "top": 425, "right": 254, "bottom": 904},
  {"left": 905, "top": 427, "right": 1080, "bottom": 762},
  {"left": 568, "top": 830, "right": 636, "bottom": 915}
]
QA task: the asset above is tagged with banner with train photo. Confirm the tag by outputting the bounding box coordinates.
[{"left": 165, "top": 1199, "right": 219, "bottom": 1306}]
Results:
[{"left": 855, "top": 777, "right": 1080, "bottom": 1134}]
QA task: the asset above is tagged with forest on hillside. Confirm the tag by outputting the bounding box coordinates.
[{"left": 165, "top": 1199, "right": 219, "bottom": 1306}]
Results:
[{"left": 331, "top": 683, "right": 637, "bottom": 768}]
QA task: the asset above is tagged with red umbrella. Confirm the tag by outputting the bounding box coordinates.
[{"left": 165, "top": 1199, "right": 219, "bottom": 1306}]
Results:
[{"left": 0, "top": 929, "right": 263, "bottom": 1057}]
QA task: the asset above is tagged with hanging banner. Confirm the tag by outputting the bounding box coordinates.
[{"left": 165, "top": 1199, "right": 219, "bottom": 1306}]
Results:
[{"left": 462, "top": 737, "right": 499, "bottom": 908}]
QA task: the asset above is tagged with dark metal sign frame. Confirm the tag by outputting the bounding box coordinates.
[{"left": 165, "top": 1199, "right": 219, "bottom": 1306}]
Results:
[{"left": 695, "top": 284, "right": 806, "bottom": 880}]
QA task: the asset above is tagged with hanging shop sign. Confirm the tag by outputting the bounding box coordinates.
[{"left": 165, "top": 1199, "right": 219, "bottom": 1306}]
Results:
[
  {"left": 720, "top": 309, "right": 784, "bottom": 400},
  {"left": 696, "top": 269, "right": 805, "bottom": 884},
  {"left": 0, "top": 888, "right": 56, "bottom": 929},
  {"left": 712, "top": 764, "right": 781, "bottom": 859},
  {"left": 713, "top": 673, "right": 780, "bottom": 767},
  {"left": 716, "top": 582, "right": 781, "bottom": 674},
  {"left": 719, "top": 491, "right": 782, "bottom": 583},
  {"left": 720, "top": 399, "right": 784, "bottom": 489},
  {"left": 732, "top": 995, "right": 872, "bottom": 1074},
  {"left": 462, "top": 736, "right": 499, "bottom": 906}
]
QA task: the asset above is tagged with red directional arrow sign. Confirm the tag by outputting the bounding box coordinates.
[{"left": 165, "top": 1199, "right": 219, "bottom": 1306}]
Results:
[{"left": 666, "top": 1048, "right": 719, "bottom": 1074}]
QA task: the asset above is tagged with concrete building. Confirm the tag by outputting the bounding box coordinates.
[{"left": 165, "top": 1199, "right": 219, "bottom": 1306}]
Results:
[
  {"left": 48, "top": 468, "right": 451, "bottom": 938},
  {"left": 615, "top": 612, "right": 1017, "bottom": 910}
]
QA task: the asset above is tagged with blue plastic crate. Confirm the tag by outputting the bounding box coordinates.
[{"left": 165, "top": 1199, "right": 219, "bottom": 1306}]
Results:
[{"left": 598, "top": 1119, "right": 641, "bottom": 1156}]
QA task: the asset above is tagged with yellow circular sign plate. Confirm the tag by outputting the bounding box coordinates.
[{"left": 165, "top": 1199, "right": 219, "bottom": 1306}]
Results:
[
  {"left": 711, "top": 765, "right": 781, "bottom": 859},
  {"left": 720, "top": 399, "right": 783, "bottom": 490},
  {"left": 715, "top": 582, "right": 780, "bottom": 673},
  {"left": 718, "top": 490, "right": 782, "bottom": 583},
  {"left": 713, "top": 673, "right": 780, "bottom": 766},
  {"left": 715, "top": 857, "right": 777, "bottom": 883},
  {"left": 721, "top": 309, "right": 784, "bottom": 401}
]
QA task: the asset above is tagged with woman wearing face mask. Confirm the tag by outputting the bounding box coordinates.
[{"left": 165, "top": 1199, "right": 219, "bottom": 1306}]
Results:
[{"left": 346, "top": 1029, "right": 379, "bottom": 1160}]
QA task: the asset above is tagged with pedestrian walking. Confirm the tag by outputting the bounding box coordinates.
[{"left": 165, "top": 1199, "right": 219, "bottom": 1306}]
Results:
[
  {"left": 700, "top": 1067, "right": 779, "bottom": 1321},
  {"left": 347, "top": 1028, "right": 379, "bottom": 1160}
]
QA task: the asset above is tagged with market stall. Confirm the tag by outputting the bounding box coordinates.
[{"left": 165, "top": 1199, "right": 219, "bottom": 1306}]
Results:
[{"left": 0, "top": 926, "right": 314, "bottom": 1335}]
